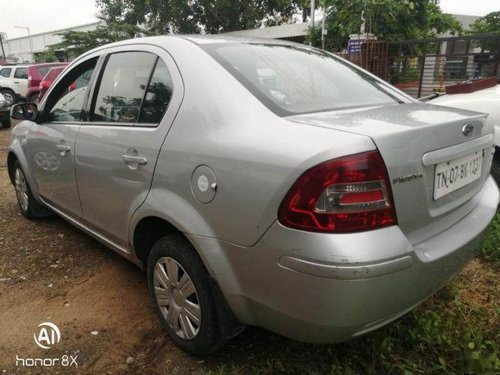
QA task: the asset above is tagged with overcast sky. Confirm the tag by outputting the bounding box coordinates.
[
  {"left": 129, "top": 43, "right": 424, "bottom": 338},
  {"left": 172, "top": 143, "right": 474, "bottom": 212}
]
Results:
[{"left": 1, "top": 0, "right": 499, "bottom": 39}]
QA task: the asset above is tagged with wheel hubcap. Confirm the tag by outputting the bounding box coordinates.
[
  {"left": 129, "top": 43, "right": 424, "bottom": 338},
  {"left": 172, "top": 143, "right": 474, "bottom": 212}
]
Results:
[
  {"left": 14, "top": 168, "right": 29, "bottom": 212},
  {"left": 2, "top": 92, "right": 14, "bottom": 106},
  {"left": 154, "top": 257, "right": 201, "bottom": 340}
]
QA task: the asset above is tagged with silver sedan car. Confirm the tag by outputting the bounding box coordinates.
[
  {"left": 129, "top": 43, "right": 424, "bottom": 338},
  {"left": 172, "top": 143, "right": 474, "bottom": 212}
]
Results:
[{"left": 8, "top": 36, "right": 499, "bottom": 354}]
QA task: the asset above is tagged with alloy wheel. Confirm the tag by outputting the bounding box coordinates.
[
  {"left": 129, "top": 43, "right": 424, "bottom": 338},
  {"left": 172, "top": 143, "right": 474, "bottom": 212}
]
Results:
[
  {"left": 2, "top": 92, "right": 15, "bottom": 106},
  {"left": 14, "top": 168, "right": 29, "bottom": 212},
  {"left": 153, "top": 257, "right": 202, "bottom": 340}
]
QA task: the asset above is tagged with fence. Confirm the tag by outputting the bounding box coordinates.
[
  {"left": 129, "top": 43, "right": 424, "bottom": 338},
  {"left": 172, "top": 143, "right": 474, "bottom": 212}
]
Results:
[{"left": 341, "top": 34, "right": 500, "bottom": 98}]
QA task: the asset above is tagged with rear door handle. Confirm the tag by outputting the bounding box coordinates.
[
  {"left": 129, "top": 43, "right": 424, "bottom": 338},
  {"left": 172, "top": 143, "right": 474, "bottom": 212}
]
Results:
[
  {"left": 122, "top": 154, "right": 147, "bottom": 165},
  {"left": 56, "top": 143, "right": 71, "bottom": 155}
]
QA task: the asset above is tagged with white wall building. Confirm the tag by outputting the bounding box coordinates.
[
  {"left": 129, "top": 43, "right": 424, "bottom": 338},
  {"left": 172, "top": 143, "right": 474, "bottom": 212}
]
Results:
[{"left": 2, "top": 22, "right": 100, "bottom": 63}]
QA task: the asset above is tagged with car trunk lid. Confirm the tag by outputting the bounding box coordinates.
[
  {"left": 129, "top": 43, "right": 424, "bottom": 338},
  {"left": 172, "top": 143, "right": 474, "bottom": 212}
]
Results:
[{"left": 287, "top": 102, "right": 494, "bottom": 243}]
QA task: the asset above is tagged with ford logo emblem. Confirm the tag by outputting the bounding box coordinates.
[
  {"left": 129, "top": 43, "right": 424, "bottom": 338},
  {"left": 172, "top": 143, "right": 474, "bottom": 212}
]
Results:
[{"left": 462, "top": 124, "right": 474, "bottom": 137}]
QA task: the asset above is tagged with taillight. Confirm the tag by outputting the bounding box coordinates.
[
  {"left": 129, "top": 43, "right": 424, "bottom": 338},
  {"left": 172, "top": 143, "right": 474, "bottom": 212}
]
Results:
[{"left": 278, "top": 151, "right": 397, "bottom": 233}]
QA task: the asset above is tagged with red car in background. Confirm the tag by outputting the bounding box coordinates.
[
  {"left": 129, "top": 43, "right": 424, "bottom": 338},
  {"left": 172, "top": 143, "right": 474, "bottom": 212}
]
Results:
[
  {"left": 25, "top": 62, "right": 68, "bottom": 102},
  {"left": 38, "top": 66, "right": 67, "bottom": 101}
]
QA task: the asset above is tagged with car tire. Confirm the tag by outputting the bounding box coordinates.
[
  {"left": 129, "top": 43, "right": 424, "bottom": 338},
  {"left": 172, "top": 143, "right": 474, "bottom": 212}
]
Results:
[
  {"left": 0, "top": 118, "right": 10, "bottom": 129},
  {"left": 0, "top": 89, "right": 17, "bottom": 106},
  {"left": 147, "top": 234, "right": 227, "bottom": 355},
  {"left": 12, "top": 160, "right": 51, "bottom": 219},
  {"left": 27, "top": 92, "right": 39, "bottom": 103}
]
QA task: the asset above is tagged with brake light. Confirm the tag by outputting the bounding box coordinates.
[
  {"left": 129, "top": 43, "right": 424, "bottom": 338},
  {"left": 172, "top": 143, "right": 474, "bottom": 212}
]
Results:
[{"left": 278, "top": 151, "right": 397, "bottom": 233}]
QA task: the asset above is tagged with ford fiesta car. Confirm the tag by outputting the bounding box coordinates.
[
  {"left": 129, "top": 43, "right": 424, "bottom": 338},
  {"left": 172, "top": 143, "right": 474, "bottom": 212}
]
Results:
[{"left": 7, "top": 36, "right": 499, "bottom": 355}]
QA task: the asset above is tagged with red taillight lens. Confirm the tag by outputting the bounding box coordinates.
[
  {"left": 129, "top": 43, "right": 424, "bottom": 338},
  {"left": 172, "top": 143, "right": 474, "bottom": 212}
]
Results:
[{"left": 278, "top": 151, "right": 397, "bottom": 233}]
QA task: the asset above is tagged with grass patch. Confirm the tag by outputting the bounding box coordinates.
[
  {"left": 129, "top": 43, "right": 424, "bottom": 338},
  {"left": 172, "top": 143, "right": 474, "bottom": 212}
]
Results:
[{"left": 480, "top": 213, "right": 500, "bottom": 262}]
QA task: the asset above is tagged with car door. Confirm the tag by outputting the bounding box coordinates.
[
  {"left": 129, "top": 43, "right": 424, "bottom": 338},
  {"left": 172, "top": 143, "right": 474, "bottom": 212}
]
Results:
[
  {"left": 12, "top": 67, "right": 28, "bottom": 96},
  {"left": 75, "top": 45, "right": 183, "bottom": 248},
  {"left": 27, "top": 55, "right": 101, "bottom": 218}
]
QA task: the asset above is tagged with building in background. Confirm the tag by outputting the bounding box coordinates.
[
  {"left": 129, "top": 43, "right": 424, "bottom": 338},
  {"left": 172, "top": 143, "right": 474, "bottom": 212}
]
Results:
[{"left": 1, "top": 22, "right": 100, "bottom": 63}]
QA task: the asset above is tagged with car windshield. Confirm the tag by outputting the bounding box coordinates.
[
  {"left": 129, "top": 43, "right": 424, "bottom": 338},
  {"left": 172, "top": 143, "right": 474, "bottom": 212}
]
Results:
[{"left": 204, "top": 43, "right": 400, "bottom": 116}]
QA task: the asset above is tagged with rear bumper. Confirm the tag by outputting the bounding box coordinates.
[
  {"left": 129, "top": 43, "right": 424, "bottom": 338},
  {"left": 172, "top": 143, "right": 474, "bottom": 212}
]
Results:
[{"left": 193, "top": 176, "right": 499, "bottom": 343}]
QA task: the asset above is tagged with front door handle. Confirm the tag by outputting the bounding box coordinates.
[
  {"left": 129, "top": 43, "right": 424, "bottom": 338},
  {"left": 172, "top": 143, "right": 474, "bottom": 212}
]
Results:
[
  {"left": 122, "top": 154, "right": 147, "bottom": 165},
  {"left": 56, "top": 143, "right": 71, "bottom": 156}
]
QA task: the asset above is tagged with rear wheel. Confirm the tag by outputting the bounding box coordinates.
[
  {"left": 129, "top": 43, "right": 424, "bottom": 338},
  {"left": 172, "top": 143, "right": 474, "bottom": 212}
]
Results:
[
  {"left": 147, "top": 234, "right": 227, "bottom": 355},
  {"left": 0, "top": 89, "right": 17, "bottom": 106},
  {"left": 12, "top": 160, "right": 51, "bottom": 219}
]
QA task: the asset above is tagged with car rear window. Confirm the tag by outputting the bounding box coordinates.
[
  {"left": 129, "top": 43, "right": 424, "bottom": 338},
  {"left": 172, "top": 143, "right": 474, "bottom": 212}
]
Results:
[{"left": 203, "top": 43, "right": 400, "bottom": 116}]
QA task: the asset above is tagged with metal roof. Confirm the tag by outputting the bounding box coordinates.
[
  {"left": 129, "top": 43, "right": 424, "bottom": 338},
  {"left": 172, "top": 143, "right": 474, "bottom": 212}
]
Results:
[
  {"left": 222, "top": 14, "right": 481, "bottom": 40},
  {"left": 224, "top": 22, "right": 310, "bottom": 39}
]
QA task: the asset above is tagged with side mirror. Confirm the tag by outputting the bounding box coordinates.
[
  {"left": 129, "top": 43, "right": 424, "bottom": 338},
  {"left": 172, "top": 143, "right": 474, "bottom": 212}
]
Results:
[{"left": 10, "top": 102, "right": 39, "bottom": 121}]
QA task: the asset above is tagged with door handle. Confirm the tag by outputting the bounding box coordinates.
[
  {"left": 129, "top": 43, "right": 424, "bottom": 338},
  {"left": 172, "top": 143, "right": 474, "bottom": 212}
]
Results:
[
  {"left": 56, "top": 143, "right": 71, "bottom": 155},
  {"left": 122, "top": 154, "right": 147, "bottom": 165}
]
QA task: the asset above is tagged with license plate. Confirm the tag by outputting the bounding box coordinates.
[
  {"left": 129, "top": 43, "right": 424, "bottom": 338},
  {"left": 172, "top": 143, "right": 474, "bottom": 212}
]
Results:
[{"left": 434, "top": 151, "right": 483, "bottom": 200}]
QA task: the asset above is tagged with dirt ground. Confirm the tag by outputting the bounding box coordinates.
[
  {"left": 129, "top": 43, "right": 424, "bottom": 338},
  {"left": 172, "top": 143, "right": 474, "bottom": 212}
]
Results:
[
  {"left": 0, "top": 122, "right": 208, "bottom": 373},
  {"left": 0, "top": 121, "right": 498, "bottom": 374}
]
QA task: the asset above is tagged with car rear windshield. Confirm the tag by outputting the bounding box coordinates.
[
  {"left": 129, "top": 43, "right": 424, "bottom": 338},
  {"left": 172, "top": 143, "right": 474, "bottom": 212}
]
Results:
[{"left": 203, "top": 43, "right": 400, "bottom": 116}]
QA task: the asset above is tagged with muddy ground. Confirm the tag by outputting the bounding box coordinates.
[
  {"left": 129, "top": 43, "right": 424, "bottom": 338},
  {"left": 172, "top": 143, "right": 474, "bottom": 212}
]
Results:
[{"left": 0, "top": 122, "right": 498, "bottom": 374}]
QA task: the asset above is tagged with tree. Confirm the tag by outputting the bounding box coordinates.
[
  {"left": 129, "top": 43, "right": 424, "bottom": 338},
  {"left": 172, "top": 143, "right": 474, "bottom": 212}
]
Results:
[
  {"left": 54, "top": 23, "right": 141, "bottom": 58},
  {"left": 96, "top": 0, "right": 306, "bottom": 34},
  {"left": 468, "top": 11, "right": 500, "bottom": 54},
  {"left": 34, "top": 47, "right": 58, "bottom": 63},
  {"left": 316, "top": 0, "right": 461, "bottom": 49}
]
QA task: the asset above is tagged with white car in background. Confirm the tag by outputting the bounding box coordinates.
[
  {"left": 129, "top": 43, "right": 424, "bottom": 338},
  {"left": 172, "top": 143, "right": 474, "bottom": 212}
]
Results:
[
  {"left": 431, "top": 84, "right": 500, "bottom": 148},
  {"left": 431, "top": 84, "right": 500, "bottom": 185}
]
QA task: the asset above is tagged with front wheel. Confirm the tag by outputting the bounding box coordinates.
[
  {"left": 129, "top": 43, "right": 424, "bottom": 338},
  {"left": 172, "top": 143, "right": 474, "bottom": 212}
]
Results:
[
  {"left": 147, "top": 234, "right": 227, "bottom": 355},
  {"left": 27, "top": 92, "right": 39, "bottom": 103},
  {"left": 0, "top": 89, "right": 17, "bottom": 106}
]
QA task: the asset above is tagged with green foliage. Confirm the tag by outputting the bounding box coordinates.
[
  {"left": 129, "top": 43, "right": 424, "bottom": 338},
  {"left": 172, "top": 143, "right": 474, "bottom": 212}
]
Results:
[
  {"left": 34, "top": 47, "right": 58, "bottom": 63},
  {"left": 304, "top": 25, "right": 322, "bottom": 47},
  {"left": 480, "top": 212, "right": 500, "bottom": 262},
  {"left": 469, "top": 11, "right": 500, "bottom": 54},
  {"left": 54, "top": 23, "right": 141, "bottom": 58},
  {"left": 316, "top": 0, "right": 461, "bottom": 48},
  {"left": 96, "top": 0, "right": 306, "bottom": 34}
]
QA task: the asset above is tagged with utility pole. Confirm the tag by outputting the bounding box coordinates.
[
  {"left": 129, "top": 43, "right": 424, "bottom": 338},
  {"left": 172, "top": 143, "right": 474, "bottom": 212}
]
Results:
[
  {"left": 14, "top": 26, "right": 33, "bottom": 62},
  {"left": 321, "top": 9, "right": 326, "bottom": 49},
  {"left": 310, "top": 0, "right": 316, "bottom": 28},
  {"left": 0, "top": 33, "right": 6, "bottom": 59}
]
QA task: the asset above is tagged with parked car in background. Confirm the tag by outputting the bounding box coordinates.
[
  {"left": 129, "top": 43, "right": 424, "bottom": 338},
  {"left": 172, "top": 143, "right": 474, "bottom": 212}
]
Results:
[
  {"left": 431, "top": 84, "right": 500, "bottom": 185},
  {"left": 38, "top": 66, "right": 67, "bottom": 101},
  {"left": 26, "top": 62, "right": 68, "bottom": 103},
  {"left": 7, "top": 36, "right": 499, "bottom": 355},
  {"left": 0, "top": 92, "right": 10, "bottom": 128},
  {"left": 0, "top": 65, "right": 29, "bottom": 105},
  {"left": 431, "top": 84, "right": 500, "bottom": 149}
]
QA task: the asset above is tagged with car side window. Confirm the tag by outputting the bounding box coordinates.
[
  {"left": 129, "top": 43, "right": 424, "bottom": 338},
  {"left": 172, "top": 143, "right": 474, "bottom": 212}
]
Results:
[
  {"left": 139, "top": 59, "right": 173, "bottom": 124},
  {"left": 0, "top": 68, "right": 12, "bottom": 78},
  {"left": 48, "top": 59, "right": 97, "bottom": 123},
  {"left": 92, "top": 52, "right": 157, "bottom": 124},
  {"left": 14, "top": 68, "right": 28, "bottom": 79}
]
